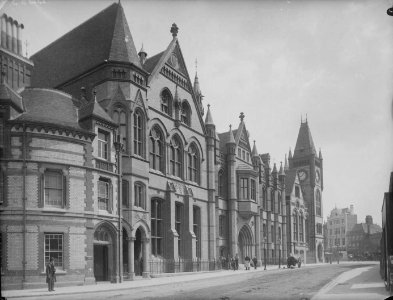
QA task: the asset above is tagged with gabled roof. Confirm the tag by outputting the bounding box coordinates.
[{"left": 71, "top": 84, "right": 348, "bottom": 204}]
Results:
[
  {"left": 0, "top": 81, "right": 24, "bottom": 112},
  {"left": 31, "top": 2, "right": 141, "bottom": 88},
  {"left": 15, "top": 88, "right": 85, "bottom": 131},
  {"left": 143, "top": 51, "right": 164, "bottom": 73},
  {"left": 293, "top": 121, "right": 316, "bottom": 158},
  {"left": 79, "top": 97, "right": 116, "bottom": 126}
]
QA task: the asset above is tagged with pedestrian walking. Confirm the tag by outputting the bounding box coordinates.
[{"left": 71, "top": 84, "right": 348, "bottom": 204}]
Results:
[
  {"left": 244, "top": 255, "right": 250, "bottom": 270},
  {"left": 231, "top": 257, "right": 236, "bottom": 271},
  {"left": 46, "top": 257, "right": 56, "bottom": 292},
  {"left": 235, "top": 253, "right": 239, "bottom": 270},
  {"left": 252, "top": 256, "right": 258, "bottom": 270}
]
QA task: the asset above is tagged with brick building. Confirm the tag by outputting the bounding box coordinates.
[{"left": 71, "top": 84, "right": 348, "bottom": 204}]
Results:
[{"left": 0, "top": 2, "right": 325, "bottom": 289}]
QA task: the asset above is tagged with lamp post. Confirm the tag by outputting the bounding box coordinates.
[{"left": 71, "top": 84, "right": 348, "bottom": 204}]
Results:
[
  {"left": 114, "top": 134, "right": 124, "bottom": 283},
  {"left": 264, "top": 237, "right": 267, "bottom": 270},
  {"left": 278, "top": 239, "right": 281, "bottom": 269}
]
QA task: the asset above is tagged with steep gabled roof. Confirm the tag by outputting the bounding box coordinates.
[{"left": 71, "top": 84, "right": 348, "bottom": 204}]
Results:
[
  {"left": 79, "top": 97, "right": 116, "bottom": 126},
  {"left": 31, "top": 2, "right": 141, "bottom": 88},
  {"left": 293, "top": 121, "right": 316, "bottom": 158},
  {"left": 143, "top": 51, "right": 164, "bottom": 73}
]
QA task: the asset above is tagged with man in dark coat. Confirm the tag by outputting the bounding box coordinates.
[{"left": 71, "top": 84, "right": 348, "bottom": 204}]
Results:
[
  {"left": 46, "top": 257, "right": 56, "bottom": 292},
  {"left": 252, "top": 256, "right": 258, "bottom": 270},
  {"left": 235, "top": 253, "right": 239, "bottom": 270}
]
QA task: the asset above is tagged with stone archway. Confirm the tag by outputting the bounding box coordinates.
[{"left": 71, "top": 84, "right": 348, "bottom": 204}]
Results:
[
  {"left": 238, "top": 226, "right": 253, "bottom": 263},
  {"left": 93, "top": 223, "right": 117, "bottom": 282},
  {"left": 131, "top": 223, "right": 150, "bottom": 278}
]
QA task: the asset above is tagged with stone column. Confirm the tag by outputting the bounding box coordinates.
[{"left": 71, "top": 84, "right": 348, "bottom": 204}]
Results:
[
  {"left": 142, "top": 238, "right": 150, "bottom": 278},
  {"left": 128, "top": 237, "right": 135, "bottom": 280}
]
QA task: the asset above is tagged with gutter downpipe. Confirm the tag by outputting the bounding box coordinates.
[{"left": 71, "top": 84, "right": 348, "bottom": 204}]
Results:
[{"left": 22, "top": 123, "right": 27, "bottom": 288}]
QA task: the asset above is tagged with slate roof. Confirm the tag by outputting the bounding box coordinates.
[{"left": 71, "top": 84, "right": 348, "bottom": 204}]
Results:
[
  {"left": 79, "top": 98, "right": 116, "bottom": 126},
  {"left": 15, "top": 88, "right": 86, "bottom": 131},
  {"left": 143, "top": 51, "right": 164, "bottom": 73},
  {"left": 349, "top": 223, "right": 382, "bottom": 235},
  {"left": 293, "top": 121, "right": 316, "bottom": 158},
  {"left": 0, "top": 81, "right": 24, "bottom": 112},
  {"left": 31, "top": 2, "right": 141, "bottom": 88}
]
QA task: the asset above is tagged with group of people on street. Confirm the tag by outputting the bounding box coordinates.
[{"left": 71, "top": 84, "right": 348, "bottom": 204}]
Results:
[{"left": 219, "top": 253, "right": 259, "bottom": 271}]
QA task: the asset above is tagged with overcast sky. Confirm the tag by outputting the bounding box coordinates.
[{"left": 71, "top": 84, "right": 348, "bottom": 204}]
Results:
[{"left": 3, "top": 0, "right": 393, "bottom": 225}]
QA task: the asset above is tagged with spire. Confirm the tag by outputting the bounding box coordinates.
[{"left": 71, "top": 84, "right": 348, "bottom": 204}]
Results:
[
  {"left": 279, "top": 162, "right": 285, "bottom": 176},
  {"left": 284, "top": 154, "right": 289, "bottom": 171},
  {"left": 293, "top": 120, "right": 316, "bottom": 158},
  {"left": 228, "top": 125, "right": 235, "bottom": 144},
  {"left": 205, "top": 104, "right": 215, "bottom": 125},
  {"left": 289, "top": 148, "right": 292, "bottom": 159},
  {"left": 251, "top": 140, "right": 259, "bottom": 157},
  {"left": 138, "top": 43, "right": 147, "bottom": 65},
  {"left": 239, "top": 112, "right": 245, "bottom": 123},
  {"left": 194, "top": 73, "right": 202, "bottom": 96},
  {"left": 319, "top": 148, "right": 323, "bottom": 159},
  {"left": 272, "top": 163, "right": 278, "bottom": 174}
]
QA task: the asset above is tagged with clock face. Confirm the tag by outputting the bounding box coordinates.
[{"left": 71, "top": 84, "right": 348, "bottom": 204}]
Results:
[
  {"left": 316, "top": 170, "right": 321, "bottom": 183},
  {"left": 298, "top": 170, "right": 307, "bottom": 181}
]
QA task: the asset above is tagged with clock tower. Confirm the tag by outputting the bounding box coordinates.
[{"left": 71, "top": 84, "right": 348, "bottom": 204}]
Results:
[{"left": 288, "top": 119, "right": 324, "bottom": 263}]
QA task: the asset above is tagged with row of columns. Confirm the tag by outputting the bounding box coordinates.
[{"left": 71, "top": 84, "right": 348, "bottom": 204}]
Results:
[
  {"left": 1, "top": 14, "right": 24, "bottom": 56},
  {"left": 126, "top": 236, "right": 150, "bottom": 279}
]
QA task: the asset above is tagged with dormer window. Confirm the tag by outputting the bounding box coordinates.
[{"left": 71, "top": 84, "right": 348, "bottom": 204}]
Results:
[{"left": 161, "top": 89, "right": 173, "bottom": 116}]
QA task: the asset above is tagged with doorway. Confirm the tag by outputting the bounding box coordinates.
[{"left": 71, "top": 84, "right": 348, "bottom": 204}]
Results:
[
  {"left": 134, "top": 228, "right": 142, "bottom": 276},
  {"left": 94, "top": 245, "right": 108, "bottom": 281}
]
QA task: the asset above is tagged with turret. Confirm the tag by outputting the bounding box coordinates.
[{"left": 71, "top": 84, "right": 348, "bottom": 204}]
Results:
[
  {"left": 193, "top": 59, "right": 204, "bottom": 116},
  {"left": 251, "top": 140, "right": 260, "bottom": 170},
  {"left": 138, "top": 44, "right": 147, "bottom": 65}
]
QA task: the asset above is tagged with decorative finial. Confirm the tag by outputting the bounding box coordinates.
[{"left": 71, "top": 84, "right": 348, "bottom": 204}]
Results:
[
  {"left": 93, "top": 89, "right": 97, "bottom": 102},
  {"left": 253, "top": 140, "right": 256, "bottom": 145},
  {"left": 207, "top": 104, "right": 210, "bottom": 109},
  {"left": 170, "top": 23, "right": 179, "bottom": 38},
  {"left": 239, "top": 112, "right": 245, "bottom": 122},
  {"left": 195, "top": 58, "right": 198, "bottom": 75},
  {"left": 229, "top": 124, "right": 232, "bottom": 130}
]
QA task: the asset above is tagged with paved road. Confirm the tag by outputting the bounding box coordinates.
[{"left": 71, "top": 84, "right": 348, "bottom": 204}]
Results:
[{"left": 9, "top": 263, "right": 389, "bottom": 300}]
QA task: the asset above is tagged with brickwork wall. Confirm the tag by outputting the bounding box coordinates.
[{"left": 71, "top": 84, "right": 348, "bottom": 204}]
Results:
[
  {"left": 68, "top": 168, "right": 86, "bottom": 212},
  {"left": 26, "top": 174, "right": 38, "bottom": 208},
  {"left": 68, "top": 227, "right": 86, "bottom": 270},
  {"left": 7, "top": 175, "right": 22, "bottom": 207}
]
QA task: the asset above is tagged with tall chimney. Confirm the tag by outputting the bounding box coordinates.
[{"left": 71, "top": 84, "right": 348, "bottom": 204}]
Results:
[{"left": 350, "top": 204, "right": 354, "bottom": 214}]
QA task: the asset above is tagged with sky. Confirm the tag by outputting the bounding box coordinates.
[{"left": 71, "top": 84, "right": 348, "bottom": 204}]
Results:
[{"left": 2, "top": 0, "right": 393, "bottom": 225}]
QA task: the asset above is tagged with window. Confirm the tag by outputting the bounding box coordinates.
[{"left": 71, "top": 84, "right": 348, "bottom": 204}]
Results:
[
  {"left": 240, "top": 178, "right": 248, "bottom": 199},
  {"left": 278, "top": 192, "right": 281, "bottom": 214},
  {"left": 113, "top": 108, "right": 127, "bottom": 146},
  {"left": 181, "top": 101, "right": 191, "bottom": 126},
  {"left": 193, "top": 206, "right": 201, "bottom": 258},
  {"left": 44, "top": 170, "right": 64, "bottom": 207},
  {"left": 342, "top": 238, "right": 345, "bottom": 246},
  {"left": 122, "top": 179, "right": 129, "bottom": 207},
  {"left": 98, "top": 178, "right": 111, "bottom": 211},
  {"left": 270, "top": 190, "right": 275, "bottom": 212},
  {"left": 175, "top": 203, "right": 183, "bottom": 257},
  {"left": 316, "top": 223, "right": 323, "bottom": 234},
  {"left": 238, "top": 148, "right": 241, "bottom": 157},
  {"left": 161, "top": 89, "right": 172, "bottom": 116},
  {"left": 242, "top": 150, "right": 245, "bottom": 160},
  {"left": 293, "top": 214, "right": 298, "bottom": 241},
  {"left": 218, "top": 170, "right": 224, "bottom": 197},
  {"left": 262, "top": 188, "right": 267, "bottom": 210},
  {"left": 45, "top": 233, "right": 63, "bottom": 269},
  {"left": 187, "top": 144, "right": 199, "bottom": 183},
  {"left": 250, "top": 179, "right": 256, "bottom": 200},
  {"left": 133, "top": 110, "right": 144, "bottom": 156},
  {"left": 219, "top": 215, "right": 226, "bottom": 237},
  {"left": 278, "top": 227, "right": 282, "bottom": 240},
  {"left": 271, "top": 225, "right": 275, "bottom": 243},
  {"left": 263, "top": 223, "right": 267, "bottom": 240},
  {"left": 299, "top": 215, "right": 304, "bottom": 242},
  {"left": 151, "top": 199, "right": 163, "bottom": 256},
  {"left": 316, "top": 190, "right": 322, "bottom": 216},
  {"left": 149, "top": 126, "right": 164, "bottom": 172},
  {"left": 246, "top": 153, "right": 249, "bottom": 162},
  {"left": 134, "top": 182, "right": 145, "bottom": 209},
  {"left": 170, "top": 136, "right": 183, "bottom": 178},
  {"left": 295, "top": 186, "right": 300, "bottom": 198},
  {"left": 98, "top": 130, "right": 109, "bottom": 160}
]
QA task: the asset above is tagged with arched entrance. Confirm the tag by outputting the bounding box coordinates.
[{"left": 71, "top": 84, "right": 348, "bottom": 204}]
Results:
[
  {"left": 317, "top": 243, "right": 323, "bottom": 262},
  {"left": 93, "top": 224, "right": 115, "bottom": 282},
  {"left": 238, "top": 226, "right": 253, "bottom": 263},
  {"left": 134, "top": 228, "right": 143, "bottom": 276}
]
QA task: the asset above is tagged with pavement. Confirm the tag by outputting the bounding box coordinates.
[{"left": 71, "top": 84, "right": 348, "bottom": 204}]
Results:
[{"left": 1, "top": 263, "right": 306, "bottom": 299}]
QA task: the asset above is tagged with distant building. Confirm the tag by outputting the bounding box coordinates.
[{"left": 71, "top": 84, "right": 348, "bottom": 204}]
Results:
[
  {"left": 347, "top": 215, "right": 382, "bottom": 259},
  {"left": 326, "top": 205, "right": 357, "bottom": 257}
]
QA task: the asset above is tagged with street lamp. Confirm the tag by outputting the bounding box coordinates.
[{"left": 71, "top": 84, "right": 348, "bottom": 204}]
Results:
[{"left": 264, "top": 237, "right": 267, "bottom": 270}]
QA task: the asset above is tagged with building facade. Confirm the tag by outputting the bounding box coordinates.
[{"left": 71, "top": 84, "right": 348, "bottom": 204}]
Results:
[
  {"left": 287, "top": 120, "right": 324, "bottom": 263},
  {"left": 0, "top": 3, "right": 324, "bottom": 289},
  {"left": 326, "top": 205, "right": 357, "bottom": 259}
]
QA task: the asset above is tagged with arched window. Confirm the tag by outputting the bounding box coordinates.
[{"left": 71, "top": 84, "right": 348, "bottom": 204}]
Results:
[
  {"left": 293, "top": 213, "right": 298, "bottom": 241},
  {"left": 134, "top": 182, "right": 145, "bottom": 209},
  {"left": 316, "top": 190, "right": 322, "bottom": 216},
  {"left": 187, "top": 143, "right": 199, "bottom": 183},
  {"left": 122, "top": 179, "right": 129, "bottom": 207},
  {"left": 181, "top": 101, "right": 191, "bottom": 126},
  {"left": 113, "top": 107, "right": 127, "bottom": 148},
  {"left": 133, "top": 110, "right": 144, "bottom": 156},
  {"left": 270, "top": 190, "right": 275, "bottom": 212},
  {"left": 149, "top": 126, "right": 164, "bottom": 172},
  {"left": 218, "top": 170, "right": 224, "bottom": 198},
  {"left": 262, "top": 187, "right": 267, "bottom": 210},
  {"left": 299, "top": 214, "right": 304, "bottom": 242},
  {"left": 161, "top": 89, "right": 172, "bottom": 116},
  {"left": 277, "top": 192, "right": 281, "bottom": 214},
  {"left": 151, "top": 198, "right": 163, "bottom": 256},
  {"left": 170, "top": 136, "right": 183, "bottom": 178}
]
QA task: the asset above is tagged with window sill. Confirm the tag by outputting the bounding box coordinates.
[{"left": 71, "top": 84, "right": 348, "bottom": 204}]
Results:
[
  {"left": 133, "top": 207, "right": 146, "bottom": 212},
  {"left": 42, "top": 207, "right": 66, "bottom": 213},
  {"left": 41, "top": 270, "right": 67, "bottom": 275}
]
